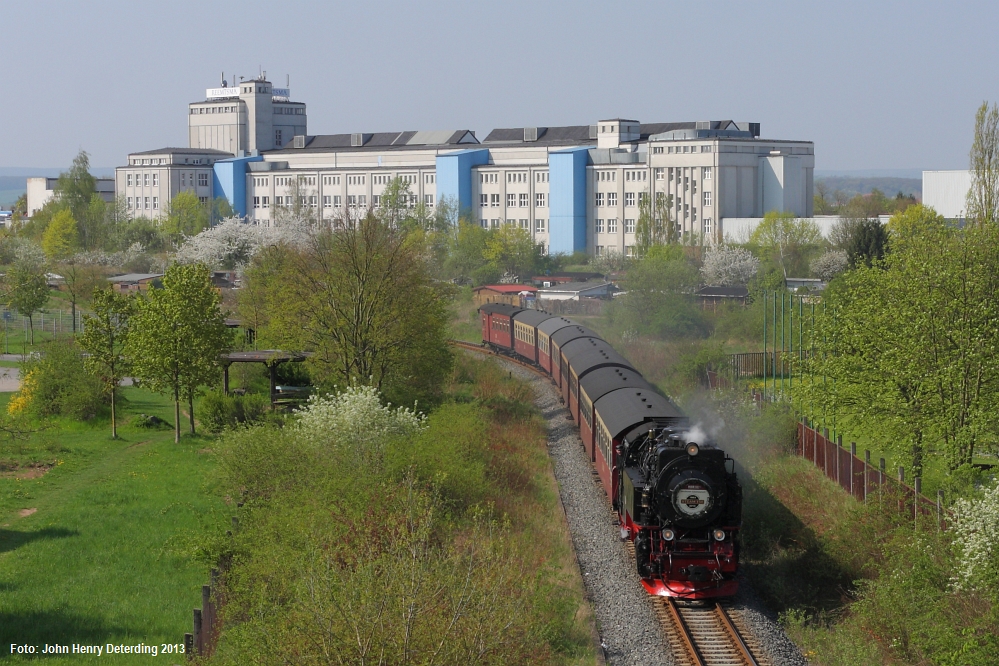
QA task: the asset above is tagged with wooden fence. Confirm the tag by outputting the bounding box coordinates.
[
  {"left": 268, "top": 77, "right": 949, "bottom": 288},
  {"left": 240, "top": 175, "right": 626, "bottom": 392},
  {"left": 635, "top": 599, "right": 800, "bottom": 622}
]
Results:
[
  {"left": 184, "top": 515, "right": 238, "bottom": 658},
  {"left": 796, "top": 419, "right": 947, "bottom": 527}
]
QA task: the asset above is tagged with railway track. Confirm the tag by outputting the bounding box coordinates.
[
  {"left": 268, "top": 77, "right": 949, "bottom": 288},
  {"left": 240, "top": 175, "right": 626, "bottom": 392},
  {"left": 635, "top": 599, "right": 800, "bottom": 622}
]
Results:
[{"left": 454, "top": 339, "right": 768, "bottom": 666}]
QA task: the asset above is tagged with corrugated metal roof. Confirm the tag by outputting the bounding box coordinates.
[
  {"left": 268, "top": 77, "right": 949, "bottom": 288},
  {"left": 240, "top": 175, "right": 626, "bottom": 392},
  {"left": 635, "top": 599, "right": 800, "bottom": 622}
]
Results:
[
  {"left": 594, "top": 387, "right": 686, "bottom": 440},
  {"left": 568, "top": 344, "right": 637, "bottom": 379}
]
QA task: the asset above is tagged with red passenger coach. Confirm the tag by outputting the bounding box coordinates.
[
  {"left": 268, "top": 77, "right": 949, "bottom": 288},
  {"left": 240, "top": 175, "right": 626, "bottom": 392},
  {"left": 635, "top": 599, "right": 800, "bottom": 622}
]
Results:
[
  {"left": 549, "top": 325, "right": 599, "bottom": 394},
  {"left": 512, "top": 310, "right": 553, "bottom": 364},
  {"left": 591, "top": 387, "right": 686, "bottom": 504},
  {"left": 536, "top": 317, "right": 574, "bottom": 374},
  {"left": 578, "top": 367, "right": 651, "bottom": 462},
  {"left": 479, "top": 303, "right": 523, "bottom": 350}
]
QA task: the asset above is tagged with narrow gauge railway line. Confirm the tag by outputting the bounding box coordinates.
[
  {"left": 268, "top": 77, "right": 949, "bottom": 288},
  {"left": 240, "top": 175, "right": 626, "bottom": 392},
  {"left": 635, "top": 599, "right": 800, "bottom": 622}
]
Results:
[{"left": 452, "top": 339, "right": 770, "bottom": 666}]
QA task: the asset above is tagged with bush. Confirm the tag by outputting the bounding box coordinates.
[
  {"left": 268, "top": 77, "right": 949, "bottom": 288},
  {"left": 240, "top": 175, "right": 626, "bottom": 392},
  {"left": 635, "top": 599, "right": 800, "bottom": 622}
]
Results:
[
  {"left": 201, "top": 391, "right": 269, "bottom": 434},
  {"left": 14, "top": 340, "right": 106, "bottom": 420}
]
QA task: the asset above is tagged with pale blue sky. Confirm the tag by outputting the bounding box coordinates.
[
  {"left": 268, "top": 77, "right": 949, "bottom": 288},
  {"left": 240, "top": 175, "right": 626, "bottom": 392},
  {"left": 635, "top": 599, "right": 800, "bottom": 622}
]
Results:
[{"left": 2, "top": 0, "right": 996, "bottom": 170}]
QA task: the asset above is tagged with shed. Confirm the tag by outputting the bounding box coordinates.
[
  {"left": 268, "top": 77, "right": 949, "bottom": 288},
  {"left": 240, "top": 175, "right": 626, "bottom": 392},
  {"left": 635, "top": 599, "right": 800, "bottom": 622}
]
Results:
[
  {"left": 696, "top": 285, "right": 749, "bottom": 310},
  {"left": 532, "top": 272, "right": 605, "bottom": 287},
  {"left": 537, "top": 281, "right": 613, "bottom": 301},
  {"left": 107, "top": 273, "right": 164, "bottom": 294},
  {"left": 473, "top": 284, "right": 538, "bottom": 306}
]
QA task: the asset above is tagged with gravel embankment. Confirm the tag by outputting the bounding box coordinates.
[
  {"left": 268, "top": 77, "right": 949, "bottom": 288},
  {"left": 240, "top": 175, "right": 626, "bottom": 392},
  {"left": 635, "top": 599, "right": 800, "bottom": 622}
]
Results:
[{"left": 500, "top": 360, "right": 807, "bottom": 666}]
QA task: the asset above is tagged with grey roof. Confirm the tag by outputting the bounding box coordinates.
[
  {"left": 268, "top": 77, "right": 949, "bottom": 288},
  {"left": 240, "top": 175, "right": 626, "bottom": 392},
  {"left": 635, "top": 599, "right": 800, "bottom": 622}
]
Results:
[
  {"left": 478, "top": 303, "right": 523, "bottom": 317},
  {"left": 696, "top": 286, "right": 749, "bottom": 297},
  {"left": 594, "top": 387, "right": 686, "bottom": 440},
  {"left": 538, "top": 281, "right": 611, "bottom": 293},
  {"left": 482, "top": 122, "right": 710, "bottom": 147},
  {"left": 550, "top": 324, "right": 600, "bottom": 350},
  {"left": 537, "top": 316, "right": 575, "bottom": 337},
  {"left": 129, "top": 147, "right": 233, "bottom": 156},
  {"left": 268, "top": 129, "right": 478, "bottom": 154},
  {"left": 567, "top": 344, "right": 637, "bottom": 380},
  {"left": 580, "top": 366, "right": 653, "bottom": 405},
  {"left": 107, "top": 273, "right": 164, "bottom": 282},
  {"left": 513, "top": 310, "right": 553, "bottom": 328}
]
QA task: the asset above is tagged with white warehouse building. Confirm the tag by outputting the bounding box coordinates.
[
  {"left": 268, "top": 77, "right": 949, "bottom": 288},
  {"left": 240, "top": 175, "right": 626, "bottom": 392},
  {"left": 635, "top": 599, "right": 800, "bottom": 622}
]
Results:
[{"left": 120, "top": 76, "right": 815, "bottom": 255}]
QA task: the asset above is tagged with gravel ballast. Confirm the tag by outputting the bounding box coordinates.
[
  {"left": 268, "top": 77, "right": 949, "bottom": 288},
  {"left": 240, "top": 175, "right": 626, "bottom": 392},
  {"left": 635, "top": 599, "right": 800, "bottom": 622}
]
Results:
[{"left": 497, "top": 359, "right": 807, "bottom": 666}]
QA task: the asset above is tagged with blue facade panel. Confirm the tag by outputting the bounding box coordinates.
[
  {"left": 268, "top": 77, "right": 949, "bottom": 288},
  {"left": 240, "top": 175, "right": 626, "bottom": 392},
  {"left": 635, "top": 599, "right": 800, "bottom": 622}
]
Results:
[
  {"left": 548, "top": 147, "right": 590, "bottom": 255},
  {"left": 436, "top": 149, "right": 490, "bottom": 210},
  {"left": 213, "top": 155, "right": 263, "bottom": 217}
]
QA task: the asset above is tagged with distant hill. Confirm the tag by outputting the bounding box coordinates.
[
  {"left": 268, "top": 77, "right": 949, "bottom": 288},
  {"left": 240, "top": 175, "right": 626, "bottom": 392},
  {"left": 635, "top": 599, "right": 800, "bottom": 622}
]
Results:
[{"left": 815, "top": 176, "right": 922, "bottom": 200}]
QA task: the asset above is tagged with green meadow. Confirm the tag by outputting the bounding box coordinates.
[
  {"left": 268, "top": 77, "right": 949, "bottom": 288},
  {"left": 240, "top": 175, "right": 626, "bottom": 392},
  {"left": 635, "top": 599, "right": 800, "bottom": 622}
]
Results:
[{"left": 0, "top": 388, "right": 222, "bottom": 664}]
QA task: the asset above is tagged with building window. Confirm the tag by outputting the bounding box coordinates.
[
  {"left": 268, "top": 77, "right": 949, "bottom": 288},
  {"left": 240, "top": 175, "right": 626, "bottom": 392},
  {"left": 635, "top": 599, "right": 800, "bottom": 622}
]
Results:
[
  {"left": 626, "top": 245, "right": 635, "bottom": 257},
  {"left": 253, "top": 196, "right": 261, "bottom": 209},
  {"left": 333, "top": 195, "right": 341, "bottom": 208},
  {"left": 595, "top": 219, "right": 604, "bottom": 233},
  {"left": 262, "top": 196, "right": 269, "bottom": 208},
  {"left": 348, "top": 195, "right": 357, "bottom": 207},
  {"left": 625, "top": 218, "right": 635, "bottom": 233},
  {"left": 275, "top": 130, "right": 283, "bottom": 146},
  {"left": 703, "top": 167, "right": 712, "bottom": 180},
  {"left": 275, "top": 196, "right": 283, "bottom": 206},
  {"left": 653, "top": 146, "right": 664, "bottom": 154},
  {"left": 703, "top": 191, "right": 712, "bottom": 206},
  {"left": 519, "top": 193, "right": 528, "bottom": 208},
  {"left": 480, "top": 173, "right": 498, "bottom": 184},
  {"left": 480, "top": 194, "right": 488, "bottom": 207},
  {"left": 607, "top": 219, "right": 618, "bottom": 233},
  {"left": 425, "top": 194, "right": 435, "bottom": 206},
  {"left": 701, "top": 145, "right": 712, "bottom": 153},
  {"left": 507, "top": 193, "right": 516, "bottom": 208},
  {"left": 481, "top": 219, "right": 488, "bottom": 228},
  {"left": 491, "top": 219, "right": 500, "bottom": 228},
  {"left": 490, "top": 194, "right": 500, "bottom": 207},
  {"left": 655, "top": 168, "right": 665, "bottom": 181},
  {"left": 536, "top": 193, "right": 546, "bottom": 208},
  {"left": 595, "top": 192, "right": 604, "bottom": 207},
  {"left": 126, "top": 173, "right": 133, "bottom": 187},
  {"left": 309, "top": 196, "right": 318, "bottom": 208},
  {"left": 425, "top": 174, "right": 435, "bottom": 184},
  {"left": 625, "top": 192, "right": 635, "bottom": 207},
  {"left": 126, "top": 197, "right": 132, "bottom": 209},
  {"left": 536, "top": 171, "right": 548, "bottom": 183},
  {"left": 323, "top": 195, "right": 332, "bottom": 208},
  {"left": 595, "top": 245, "right": 604, "bottom": 255},
  {"left": 143, "top": 173, "right": 149, "bottom": 186},
  {"left": 199, "top": 196, "right": 208, "bottom": 204},
  {"left": 607, "top": 192, "right": 618, "bottom": 207},
  {"left": 144, "top": 197, "right": 150, "bottom": 209},
  {"left": 535, "top": 218, "right": 546, "bottom": 232},
  {"left": 704, "top": 218, "right": 713, "bottom": 236},
  {"left": 519, "top": 219, "right": 529, "bottom": 229},
  {"left": 358, "top": 195, "right": 367, "bottom": 206}
]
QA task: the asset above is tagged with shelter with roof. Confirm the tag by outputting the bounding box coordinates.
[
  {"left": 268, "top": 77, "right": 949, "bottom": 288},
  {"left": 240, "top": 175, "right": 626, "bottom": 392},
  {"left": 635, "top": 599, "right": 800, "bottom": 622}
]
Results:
[{"left": 472, "top": 284, "right": 538, "bottom": 307}]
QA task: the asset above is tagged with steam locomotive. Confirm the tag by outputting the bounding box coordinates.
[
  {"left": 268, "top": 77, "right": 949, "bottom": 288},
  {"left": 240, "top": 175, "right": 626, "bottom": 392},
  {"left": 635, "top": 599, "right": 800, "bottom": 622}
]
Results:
[{"left": 480, "top": 303, "right": 741, "bottom": 599}]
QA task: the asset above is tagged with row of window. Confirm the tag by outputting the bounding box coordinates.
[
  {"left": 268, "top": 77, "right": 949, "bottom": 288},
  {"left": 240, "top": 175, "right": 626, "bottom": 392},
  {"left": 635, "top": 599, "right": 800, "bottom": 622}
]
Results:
[
  {"left": 254, "top": 193, "right": 437, "bottom": 211},
  {"left": 126, "top": 196, "right": 158, "bottom": 210},
  {"left": 651, "top": 145, "right": 714, "bottom": 155},
  {"left": 125, "top": 172, "right": 209, "bottom": 188},
  {"left": 594, "top": 219, "right": 637, "bottom": 234},
  {"left": 480, "top": 193, "right": 547, "bottom": 208},
  {"left": 129, "top": 156, "right": 212, "bottom": 166},
  {"left": 594, "top": 246, "right": 637, "bottom": 257},
  {"left": 479, "top": 171, "right": 550, "bottom": 184},
  {"left": 190, "top": 105, "right": 238, "bottom": 115},
  {"left": 479, "top": 218, "right": 548, "bottom": 232}
]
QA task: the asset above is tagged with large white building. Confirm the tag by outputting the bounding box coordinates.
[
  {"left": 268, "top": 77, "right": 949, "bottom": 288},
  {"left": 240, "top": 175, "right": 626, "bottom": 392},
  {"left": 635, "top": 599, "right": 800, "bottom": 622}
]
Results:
[
  {"left": 923, "top": 170, "right": 972, "bottom": 219},
  {"left": 120, "top": 76, "right": 815, "bottom": 254}
]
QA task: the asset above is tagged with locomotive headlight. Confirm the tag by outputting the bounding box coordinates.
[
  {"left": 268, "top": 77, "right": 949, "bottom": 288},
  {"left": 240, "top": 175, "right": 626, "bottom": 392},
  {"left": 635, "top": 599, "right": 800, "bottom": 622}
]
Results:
[
  {"left": 712, "top": 529, "right": 726, "bottom": 541},
  {"left": 662, "top": 529, "right": 675, "bottom": 541},
  {"left": 685, "top": 442, "right": 700, "bottom": 457}
]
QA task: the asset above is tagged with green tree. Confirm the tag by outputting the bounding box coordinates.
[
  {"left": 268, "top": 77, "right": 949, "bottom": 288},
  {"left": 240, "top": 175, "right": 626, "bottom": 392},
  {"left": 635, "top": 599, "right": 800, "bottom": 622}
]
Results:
[
  {"left": 41, "top": 209, "right": 78, "bottom": 260},
  {"left": 3, "top": 262, "right": 49, "bottom": 344},
  {"left": 619, "top": 245, "right": 704, "bottom": 338},
  {"left": 128, "top": 263, "right": 232, "bottom": 442},
  {"left": 163, "top": 191, "right": 209, "bottom": 239},
  {"left": 444, "top": 220, "right": 491, "bottom": 284},
  {"left": 482, "top": 224, "right": 541, "bottom": 278},
  {"left": 211, "top": 197, "right": 234, "bottom": 225},
  {"left": 635, "top": 191, "right": 678, "bottom": 254},
  {"left": 844, "top": 218, "right": 889, "bottom": 267},
  {"left": 55, "top": 150, "right": 97, "bottom": 222},
  {"left": 59, "top": 261, "right": 106, "bottom": 333},
  {"left": 967, "top": 101, "right": 999, "bottom": 224},
  {"left": 79, "top": 288, "right": 134, "bottom": 438},
  {"left": 806, "top": 215, "right": 999, "bottom": 472},
  {"left": 265, "top": 211, "right": 453, "bottom": 406},
  {"left": 750, "top": 210, "right": 821, "bottom": 278}
]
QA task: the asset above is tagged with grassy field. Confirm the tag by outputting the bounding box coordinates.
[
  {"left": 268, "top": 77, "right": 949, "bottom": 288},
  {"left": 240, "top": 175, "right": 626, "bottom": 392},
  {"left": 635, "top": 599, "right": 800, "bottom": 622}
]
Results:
[{"left": 0, "top": 388, "right": 222, "bottom": 664}]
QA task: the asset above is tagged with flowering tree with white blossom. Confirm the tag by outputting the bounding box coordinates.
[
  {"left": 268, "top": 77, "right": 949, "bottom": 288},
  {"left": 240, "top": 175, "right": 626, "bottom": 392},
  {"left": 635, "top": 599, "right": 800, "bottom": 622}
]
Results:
[{"left": 700, "top": 245, "right": 760, "bottom": 286}]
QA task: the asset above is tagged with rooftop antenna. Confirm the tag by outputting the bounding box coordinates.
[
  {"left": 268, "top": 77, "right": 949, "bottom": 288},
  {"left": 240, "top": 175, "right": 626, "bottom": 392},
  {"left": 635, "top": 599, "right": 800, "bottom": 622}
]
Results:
[
  {"left": 286, "top": 74, "right": 290, "bottom": 87},
  {"left": 221, "top": 71, "right": 224, "bottom": 87}
]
